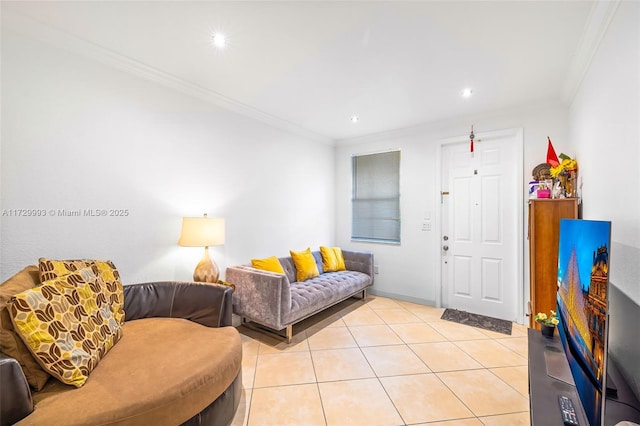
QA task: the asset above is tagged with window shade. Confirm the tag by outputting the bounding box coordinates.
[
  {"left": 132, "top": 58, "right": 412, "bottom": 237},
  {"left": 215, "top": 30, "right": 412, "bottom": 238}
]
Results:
[{"left": 351, "top": 150, "right": 401, "bottom": 244}]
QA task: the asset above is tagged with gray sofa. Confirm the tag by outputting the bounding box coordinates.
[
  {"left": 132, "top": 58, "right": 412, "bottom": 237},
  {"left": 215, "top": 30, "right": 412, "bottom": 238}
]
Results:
[{"left": 226, "top": 250, "right": 373, "bottom": 342}]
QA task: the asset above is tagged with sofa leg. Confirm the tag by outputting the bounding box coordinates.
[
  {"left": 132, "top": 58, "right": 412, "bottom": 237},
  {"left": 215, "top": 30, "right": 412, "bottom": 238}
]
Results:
[
  {"left": 285, "top": 325, "right": 293, "bottom": 343},
  {"left": 362, "top": 288, "right": 367, "bottom": 300},
  {"left": 238, "top": 318, "right": 294, "bottom": 344}
]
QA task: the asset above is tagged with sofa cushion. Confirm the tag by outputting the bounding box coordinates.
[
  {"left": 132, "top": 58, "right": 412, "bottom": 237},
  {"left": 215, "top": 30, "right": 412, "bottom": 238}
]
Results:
[
  {"left": 38, "top": 258, "right": 125, "bottom": 325},
  {"left": 289, "top": 248, "right": 320, "bottom": 282},
  {"left": 9, "top": 271, "right": 123, "bottom": 388},
  {"left": 0, "top": 266, "right": 50, "bottom": 390},
  {"left": 22, "top": 318, "right": 242, "bottom": 426},
  {"left": 251, "top": 256, "right": 285, "bottom": 274},
  {"left": 320, "top": 246, "right": 346, "bottom": 272},
  {"left": 284, "top": 270, "right": 371, "bottom": 324}
]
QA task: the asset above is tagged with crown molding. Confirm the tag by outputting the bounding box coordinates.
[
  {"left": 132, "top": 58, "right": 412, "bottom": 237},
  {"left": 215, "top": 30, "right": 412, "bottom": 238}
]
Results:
[
  {"left": 335, "top": 98, "right": 565, "bottom": 147},
  {"left": 561, "top": 0, "right": 621, "bottom": 106},
  {"left": 2, "top": 8, "right": 335, "bottom": 145}
]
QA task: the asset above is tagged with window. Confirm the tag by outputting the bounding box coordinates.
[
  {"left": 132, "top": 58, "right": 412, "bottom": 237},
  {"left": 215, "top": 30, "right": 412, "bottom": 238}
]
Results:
[{"left": 351, "top": 150, "right": 401, "bottom": 244}]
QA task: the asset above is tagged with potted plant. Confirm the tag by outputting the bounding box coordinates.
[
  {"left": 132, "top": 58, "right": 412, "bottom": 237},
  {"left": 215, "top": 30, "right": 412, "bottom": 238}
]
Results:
[{"left": 534, "top": 310, "right": 559, "bottom": 338}]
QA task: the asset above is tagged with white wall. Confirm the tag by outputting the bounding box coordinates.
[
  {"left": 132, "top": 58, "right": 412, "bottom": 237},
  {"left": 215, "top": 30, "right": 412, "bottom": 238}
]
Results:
[
  {"left": 568, "top": 0, "right": 640, "bottom": 398},
  {"left": 0, "top": 29, "right": 335, "bottom": 283},
  {"left": 335, "top": 100, "right": 570, "bottom": 320},
  {"left": 569, "top": 0, "right": 639, "bottom": 295}
]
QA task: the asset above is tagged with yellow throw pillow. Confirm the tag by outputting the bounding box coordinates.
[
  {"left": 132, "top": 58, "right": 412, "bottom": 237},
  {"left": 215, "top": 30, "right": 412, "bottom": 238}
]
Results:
[
  {"left": 9, "top": 271, "right": 123, "bottom": 388},
  {"left": 289, "top": 248, "right": 320, "bottom": 282},
  {"left": 320, "top": 246, "right": 338, "bottom": 271},
  {"left": 320, "top": 246, "right": 346, "bottom": 272},
  {"left": 39, "top": 258, "right": 125, "bottom": 324},
  {"left": 251, "top": 256, "right": 285, "bottom": 274},
  {"left": 334, "top": 248, "right": 346, "bottom": 271},
  {"left": 0, "top": 266, "right": 51, "bottom": 390}
]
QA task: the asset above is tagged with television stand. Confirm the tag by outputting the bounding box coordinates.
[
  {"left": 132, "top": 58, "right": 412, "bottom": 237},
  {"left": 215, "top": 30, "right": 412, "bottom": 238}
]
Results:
[
  {"left": 544, "top": 342, "right": 619, "bottom": 395},
  {"left": 529, "top": 329, "right": 640, "bottom": 426},
  {"left": 606, "top": 375, "right": 618, "bottom": 398},
  {"left": 529, "top": 329, "right": 589, "bottom": 425},
  {"left": 544, "top": 344, "right": 576, "bottom": 385}
]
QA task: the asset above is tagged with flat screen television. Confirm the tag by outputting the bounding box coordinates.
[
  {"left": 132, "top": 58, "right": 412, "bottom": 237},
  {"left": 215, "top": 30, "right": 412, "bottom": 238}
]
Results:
[{"left": 556, "top": 218, "right": 611, "bottom": 426}]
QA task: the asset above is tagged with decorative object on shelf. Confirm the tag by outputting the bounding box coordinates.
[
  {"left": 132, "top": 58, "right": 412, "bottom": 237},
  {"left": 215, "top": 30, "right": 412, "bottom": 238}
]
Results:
[
  {"left": 550, "top": 154, "right": 578, "bottom": 198},
  {"left": 528, "top": 181, "right": 540, "bottom": 199},
  {"left": 546, "top": 136, "right": 560, "bottom": 167},
  {"left": 541, "top": 323, "right": 555, "bottom": 338},
  {"left": 532, "top": 163, "right": 552, "bottom": 181},
  {"left": 534, "top": 310, "right": 559, "bottom": 338},
  {"left": 540, "top": 137, "right": 579, "bottom": 199},
  {"left": 536, "top": 179, "right": 552, "bottom": 198},
  {"left": 178, "top": 214, "right": 225, "bottom": 283},
  {"left": 552, "top": 180, "right": 564, "bottom": 199},
  {"left": 537, "top": 188, "right": 551, "bottom": 199},
  {"left": 530, "top": 164, "right": 554, "bottom": 199}
]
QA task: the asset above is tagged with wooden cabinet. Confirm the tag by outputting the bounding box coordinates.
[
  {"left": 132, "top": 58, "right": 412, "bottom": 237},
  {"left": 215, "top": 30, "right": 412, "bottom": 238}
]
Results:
[{"left": 528, "top": 198, "right": 578, "bottom": 328}]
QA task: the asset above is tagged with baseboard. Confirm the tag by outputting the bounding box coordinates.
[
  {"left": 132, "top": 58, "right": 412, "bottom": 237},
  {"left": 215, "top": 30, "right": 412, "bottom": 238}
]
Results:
[{"left": 368, "top": 289, "right": 436, "bottom": 307}]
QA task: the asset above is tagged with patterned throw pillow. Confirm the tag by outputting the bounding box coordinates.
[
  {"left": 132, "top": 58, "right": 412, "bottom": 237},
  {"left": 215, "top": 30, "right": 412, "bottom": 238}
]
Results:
[
  {"left": 9, "top": 272, "right": 123, "bottom": 387},
  {"left": 38, "top": 258, "right": 125, "bottom": 324}
]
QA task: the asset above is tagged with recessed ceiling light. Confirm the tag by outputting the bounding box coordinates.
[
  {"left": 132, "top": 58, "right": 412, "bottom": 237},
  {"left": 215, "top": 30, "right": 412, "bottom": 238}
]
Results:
[
  {"left": 350, "top": 115, "right": 360, "bottom": 123},
  {"left": 211, "top": 33, "right": 226, "bottom": 49},
  {"left": 461, "top": 88, "right": 473, "bottom": 98}
]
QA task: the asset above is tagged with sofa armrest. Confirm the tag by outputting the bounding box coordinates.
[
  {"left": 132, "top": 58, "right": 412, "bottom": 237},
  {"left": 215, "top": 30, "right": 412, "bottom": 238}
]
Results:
[
  {"left": 0, "top": 352, "right": 33, "bottom": 426},
  {"left": 123, "top": 281, "right": 233, "bottom": 327},
  {"left": 343, "top": 250, "right": 374, "bottom": 284},
  {"left": 226, "top": 266, "right": 291, "bottom": 331}
]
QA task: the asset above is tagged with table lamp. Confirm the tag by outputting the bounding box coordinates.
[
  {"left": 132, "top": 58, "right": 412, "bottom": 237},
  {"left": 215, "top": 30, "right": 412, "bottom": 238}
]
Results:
[{"left": 178, "top": 214, "right": 225, "bottom": 283}]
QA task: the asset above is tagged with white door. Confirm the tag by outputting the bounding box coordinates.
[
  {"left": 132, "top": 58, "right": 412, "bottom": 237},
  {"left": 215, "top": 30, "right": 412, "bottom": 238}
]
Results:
[{"left": 440, "top": 129, "right": 522, "bottom": 322}]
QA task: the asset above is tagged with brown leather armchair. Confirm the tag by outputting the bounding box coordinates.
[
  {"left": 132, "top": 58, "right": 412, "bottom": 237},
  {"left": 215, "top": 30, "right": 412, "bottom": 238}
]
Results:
[{"left": 1, "top": 280, "right": 242, "bottom": 426}]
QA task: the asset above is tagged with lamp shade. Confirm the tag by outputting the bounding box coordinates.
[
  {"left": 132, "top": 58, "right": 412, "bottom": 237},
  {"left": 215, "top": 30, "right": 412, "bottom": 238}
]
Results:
[{"left": 178, "top": 215, "right": 225, "bottom": 247}]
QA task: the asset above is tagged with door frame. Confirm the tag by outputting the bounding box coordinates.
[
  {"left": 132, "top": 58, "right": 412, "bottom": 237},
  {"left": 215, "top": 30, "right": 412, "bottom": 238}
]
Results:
[{"left": 434, "top": 127, "right": 525, "bottom": 324}]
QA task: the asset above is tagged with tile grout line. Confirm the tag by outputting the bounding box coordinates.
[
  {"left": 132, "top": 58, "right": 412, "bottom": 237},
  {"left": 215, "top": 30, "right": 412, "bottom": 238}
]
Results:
[
  {"left": 369, "top": 300, "right": 448, "bottom": 425},
  {"left": 396, "top": 303, "right": 480, "bottom": 425},
  {"left": 434, "top": 338, "right": 530, "bottom": 421},
  {"left": 432, "top": 368, "right": 487, "bottom": 423},
  {"left": 396, "top": 302, "right": 530, "bottom": 423},
  {"left": 237, "top": 296, "right": 531, "bottom": 425},
  {"left": 347, "top": 306, "right": 408, "bottom": 425},
  {"left": 486, "top": 365, "right": 531, "bottom": 399},
  {"left": 238, "top": 339, "right": 259, "bottom": 426},
  {"left": 307, "top": 344, "right": 329, "bottom": 426}
]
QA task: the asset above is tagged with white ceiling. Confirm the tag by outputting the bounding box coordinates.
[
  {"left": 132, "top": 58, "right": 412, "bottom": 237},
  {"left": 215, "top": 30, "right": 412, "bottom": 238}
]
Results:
[{"left": 3, "top": 1, "right": 597, "bottom": 143}]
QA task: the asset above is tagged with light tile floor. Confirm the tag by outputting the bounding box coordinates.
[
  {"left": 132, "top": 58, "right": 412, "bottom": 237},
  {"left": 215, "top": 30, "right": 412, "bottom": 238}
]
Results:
[{"left": 231, "top": 295, "right": 531, "bottom": 426}]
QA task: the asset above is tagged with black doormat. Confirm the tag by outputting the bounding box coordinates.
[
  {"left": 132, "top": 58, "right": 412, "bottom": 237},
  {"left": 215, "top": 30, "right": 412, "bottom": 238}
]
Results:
[{"left": 441, "top": 309, "right": 512, "bottom": 335}]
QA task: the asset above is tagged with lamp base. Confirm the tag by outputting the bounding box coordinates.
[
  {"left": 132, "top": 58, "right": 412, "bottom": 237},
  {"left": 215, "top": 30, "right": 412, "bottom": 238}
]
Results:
[{"left": 193, "top": 247, "right": 220, "bottom": 283}]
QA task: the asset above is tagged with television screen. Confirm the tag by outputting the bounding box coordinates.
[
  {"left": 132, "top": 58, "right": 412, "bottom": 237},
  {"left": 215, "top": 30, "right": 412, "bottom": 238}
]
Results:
[{"left": 556, "top": 219, "right": 611, "bottom": 426}]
